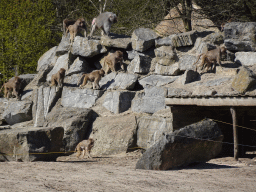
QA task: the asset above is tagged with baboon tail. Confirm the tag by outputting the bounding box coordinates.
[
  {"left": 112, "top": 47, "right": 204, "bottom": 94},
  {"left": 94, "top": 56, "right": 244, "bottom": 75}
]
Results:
[{"left": 193, "top": 54, "right": 202, "bottom": 65}]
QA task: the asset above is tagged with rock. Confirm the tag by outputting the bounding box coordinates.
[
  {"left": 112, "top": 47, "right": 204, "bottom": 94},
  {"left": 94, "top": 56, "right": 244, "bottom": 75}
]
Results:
[
  {"left": 127, "top": 50, "right": 146, "bottom": 60},
  {"left": 101, "top": 35, "right": 132, "bottom": 49},
  {"left": 56, "top": 35, "right": 70, "bottom": 55},
  {"left": 135, "top": 119, "right": 223, "bottom": 170},
  {"left": 203, "top": 32, "right": 224, "bottom": 45},
  {"left": 66, "top": 57, "right": 90, "bottom": 76},
  {"left": 127, "top": 54, "right": 152, "bottom": 74},
  {"left": 196, "top": 77, "right": 232, "bottom": 87},
  {"left": 132, "top": 87, "right": 167, "bottom": 114},
  {"left": 102, "top": 91, "right": 136, "bottom": 114},
  {"left": 100, "top": 72, "right": 138, "bottom": 90},
  {"left": 224, "top": 22, "right": 256, "bottom": 52},
  {"left": 180, "top": 70, "right": 200, "bottom": 85},
  {"left": 61, "top": 87, "right": 104, "bottom": 109},
  {"left": 216, "top": 67, "right": 238, "bottom": 76},
  {"left": 154, "top": 46, "right": 177, "bottom": 59},
  {"left": 46, "top": 53, "right": 69, "bottom": 82},
  {"left": 18, "top": 74, "right": 36, "bottom": 92},
  {"left": 231, "top": 66, "right": 256, "bottom": 94},
  {"left": 37, "top": 46, "right": 57, "bottom": 71},
  {"left": 71, "top": 36, "right": 107, "bottom": 57},
  {"left": 137, "top": 116, "right": 173, "bottom": 149},
  {"left": 132, "top": 28, "right": 158, "bottom": 52},
  {"left": 2, "top": 100, "right": 32, "bottom": 125},
  {"left": 155, "top": 30, "right": 198, "bottom": 48},
  {"left": 0, "top": 126, "right": 64, "bottom": 161},
  {"left": 24, "top": 64, "right": 53, "bottom": 90},
  {"left": 44, "top": 106, "right": 93, "bottom": 152},
  {"left": 91, "top": 114, "right": 137, "bottom": 155},
  {"left": 167, "top": 88, "right": 192, "bottom": 97},
  {"left": 32, "top": 86, "right": 62, "bottom": 127},
  {"left": 235, "top": 52, "right": 256, "bottom": 67},
  {"left": 154, "top": 62, "right": 180, "bottom": 76},
  {"left": 64, "top": 73, "right": 84, "bottom": 87},
  {"left": 179, "top": 54, "right": 197, "bottom": 71},
  {"left": 139, "top": 75, "right": 178, "bottom": 88}
]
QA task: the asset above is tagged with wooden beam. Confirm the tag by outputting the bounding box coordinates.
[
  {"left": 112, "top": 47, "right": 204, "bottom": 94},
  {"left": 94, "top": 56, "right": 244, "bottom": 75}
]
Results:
[{"left": 230, "top": 107, "right": 238, "bottom": 161}]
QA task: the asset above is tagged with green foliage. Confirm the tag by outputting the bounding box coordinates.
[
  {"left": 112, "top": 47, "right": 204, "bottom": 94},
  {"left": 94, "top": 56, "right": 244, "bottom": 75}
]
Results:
[{"left": 0, "top": 0, "right": 59, "bottom": 83}]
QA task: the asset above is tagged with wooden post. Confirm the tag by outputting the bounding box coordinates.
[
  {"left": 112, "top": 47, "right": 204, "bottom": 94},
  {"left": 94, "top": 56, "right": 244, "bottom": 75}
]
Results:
[{"left": 230, "top": 107, "right": 238, "bottom": 160}]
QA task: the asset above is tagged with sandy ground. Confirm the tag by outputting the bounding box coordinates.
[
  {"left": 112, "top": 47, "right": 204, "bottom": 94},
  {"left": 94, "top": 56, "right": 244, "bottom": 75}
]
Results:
[{"left": 1, "top": 151, "right": 256, "bottom": 192}]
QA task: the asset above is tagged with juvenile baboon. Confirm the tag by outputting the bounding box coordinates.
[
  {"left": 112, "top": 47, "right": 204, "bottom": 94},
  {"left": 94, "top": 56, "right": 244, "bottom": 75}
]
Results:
[
  {"left": 63, "top": 18, "right": 76, "bottom": 36},
  {"left": 0, "top": 76, "right": 22, "bottom": 100},
  {"left": 103, "top": 50, "right": 124, "bottom": 74},
  {"left": 50, "top": 68, "right": 66, "bottom": 88},
  {"left": 193, "top": 45, "right": 227, "bottom": 73},
  {"left": 66, "top": 18, "right": 87, "bottom": 43},
  {"left": 90, "top": 12, "right": 117, "bottom": 37},
  {"left": 74, "top": 138, "right": 94, "bottom": 159},
  {"left": 77, "top": 69, "right": 105, "bottom": 89}
]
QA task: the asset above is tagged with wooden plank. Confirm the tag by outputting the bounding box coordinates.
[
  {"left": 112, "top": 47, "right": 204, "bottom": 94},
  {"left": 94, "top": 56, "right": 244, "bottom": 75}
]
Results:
[{"left": 165, "top": 97, "right": 256, "bottom": 106}]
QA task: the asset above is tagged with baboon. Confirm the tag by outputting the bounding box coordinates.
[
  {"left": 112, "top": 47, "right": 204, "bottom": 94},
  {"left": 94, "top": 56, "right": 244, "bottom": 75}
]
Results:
[
  {"left": 74, "top": 138, "right": 94, "bottom": 159},
  {"left": 63, "top": 19, "right": 76, "bottom": 36},
  {"left": 50, "top": 68, "right": 66, "bottom": 88},
  {"left": 193, "top": 45, "right": 227, "bottom": 73},
  {"left": 65, "top": 18, "right": 87, "bottom": 43},
  {"left": 77, "top": 69, "right": 105, "bottom": 89},
  {"left": 90, "top": 12, "right": 117, "bottom": 37},
  {"left": 0, "top": 76, "right": 22, "bottom": 100},
  {"left": 103, "top": 50, "right": 124, "bottom": 74}
]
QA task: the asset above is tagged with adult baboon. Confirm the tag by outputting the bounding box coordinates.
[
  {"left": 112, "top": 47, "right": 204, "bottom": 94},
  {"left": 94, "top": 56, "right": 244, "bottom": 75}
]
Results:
[
  {"left": 90, "top": 12, "right": 117, "bottom": 37},
  {"left": 74, "top": 138, "right": 94, "bottom": 159},
  {"left": 77, "top": 69, "right": 105, "bottom": 89},
  {"left": 65, "top": 18, "right": 87, "bottom": 43},
  {"left": 103, "top": 50, "right": 124, "bottom": 74},
  {"left": 0, "top": 76, "right": 22, "bottom": 100},
  {"left": 50, "top": 68, "right": 66, "bottom": 88},
  {"left": 193, "top": 45, "right": 227, "bottom": 73}
]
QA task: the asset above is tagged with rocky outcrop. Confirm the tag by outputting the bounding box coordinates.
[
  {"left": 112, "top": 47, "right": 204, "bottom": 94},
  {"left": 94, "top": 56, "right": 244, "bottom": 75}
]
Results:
[
  {"left": 136, "top": 119, "right": 223, "bottom": 170},
  {"left": 0, "top": 126, "right": 64, "bottom": 162}
]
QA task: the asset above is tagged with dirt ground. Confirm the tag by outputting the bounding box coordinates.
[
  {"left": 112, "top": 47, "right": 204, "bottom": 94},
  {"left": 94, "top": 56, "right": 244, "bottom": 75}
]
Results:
[{"left": 1, "top": 151, "right": 256, "bottom": 192}]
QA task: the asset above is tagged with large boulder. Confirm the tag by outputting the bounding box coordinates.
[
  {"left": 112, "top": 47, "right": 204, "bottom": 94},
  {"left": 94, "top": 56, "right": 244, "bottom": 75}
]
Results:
[
  {"left": 132, "top": 87, "right": 167, "bottom": 114},
  {"left": 37, "top": 46, "right": 57, "bottom": 71},
  {"left": 235, "top": 52, "right": 256, "bottom": 67},
  {"left": 139, "top": 75, "right": 178, "bottom": 88},
  {"left": 32, "top": 86, "right": 62, "bottom": 127},
  {"left": 91, "top": 114, "right": 137, "bottom": 155},
  {"left": 101, "top": 35, "right": 132, "bottom": 49},
  {"left": 61, "top": 87, "right": 104, "bottom": 109},
  {"left": 224, "top": 22, "right": 256, "bottom": 52},
  {"left": 2, "top": 100, "right": 33, "bottom": 125},
  {"left": 136, "top": 119, "right": 223, "bottom": 170},
  {"left": 132, "top": 28, "right": 158, "bottom": 52},
  {"left": 137, "top": 115, "right": 173, "bottom": 149},
  {"left": 127, "top": 54, "right": 152, "bottom": 74},
  {"left": 231, "top": 66, "right": 256, "bottom": 94},
  {"left": 44, "top": 106, "right": 93, "bottom": 152},
  {"left": 71, "top": 36, "right": 107, "bottom": 57},
  {"left": 99, "top": 72, "right": 138, "bottom": 90},
  {"left": 102, "top": 90, "right": 136, "bottom": 114},
  {"left": 0, "top": 126, "right": 64, "bottom": 162}
]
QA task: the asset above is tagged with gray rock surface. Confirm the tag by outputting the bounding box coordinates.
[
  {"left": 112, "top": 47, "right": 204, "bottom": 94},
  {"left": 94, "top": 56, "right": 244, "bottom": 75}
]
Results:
[
  {"left": 235, "top": 52, "right": 256, "bottom": 66},
  {"left": 37, "top": 46, "right": 57, "bottom": 71},
  {"left": 101, "top": 35, "right": 131, "bottom": 49},
  {"left": 44, "top": 106, "right": 93, "bottom": 152},
  {"left": 0, "top": 126, "right": 64, "bottom": 161},
  {"left": 91, "top": 114, "right": 137, "bottom": 155},
  {"left": 139, "top": 75, "right": 178, "bottom": 88},
  {"left": 127, "top": 55, "right": 152, "bottom": 74},
  {"left": 61, "top": 87, "right": 104, "bottom": 109},
  {"left": 137, "top": 116, "right": 173, "bottom": 149},
  {"left": 100, "top": 72, "right": 138, "bottom": 90},
  {"left": 2, "top": 100, "right": 33, "bottom": 125},
  {"left": 103, "top": 91, "right": 136, "bottom": 114},
  {"left": 224, "top": 22, "right": 256, "bottom": 52},
  {"left": 136, "top": 119, "right": 223, "bottom": 170},
  {"left": 132, "top": 28, "right": 158, "bottom": 52}
]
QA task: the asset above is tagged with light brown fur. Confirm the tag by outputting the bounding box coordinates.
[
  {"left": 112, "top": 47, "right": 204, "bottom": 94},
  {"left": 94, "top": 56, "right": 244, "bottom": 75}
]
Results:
[
  {"left": 77, "top": 69, "right": 105, "bottom": 89},
  {"left": 193, "top": 45, "right": 227, "bottom": 73},
  {"left": 66, "top": 18, "right": 87, "bottom": 43},
  {"left": 0, "top": 76, "right": 22, "bottom": 100},
  {"left": 50, "top": 68, "right": 66, "bottom": 88},
  {"left": 103, "top": 50, "right": 124, "bottom": 74},
  {"left": 74, "top": 138, "right": 94, "bottom": 159}
]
